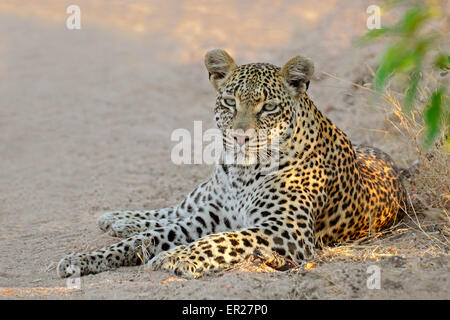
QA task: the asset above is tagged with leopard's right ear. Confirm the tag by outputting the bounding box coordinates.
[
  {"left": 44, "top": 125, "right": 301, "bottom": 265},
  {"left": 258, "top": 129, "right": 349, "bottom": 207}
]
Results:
[{"left": 204, "top": 49, "right": 236, "bottom": 90}]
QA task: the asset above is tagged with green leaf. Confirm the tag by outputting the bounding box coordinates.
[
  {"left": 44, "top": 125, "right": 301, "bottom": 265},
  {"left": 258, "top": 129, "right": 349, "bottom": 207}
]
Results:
[
  {"left": 374, "top": 42, "right": 419, "bottom": 92},
  {"left": 424, "top": 88, "right": 443, "bottom": 148},
  {"left": 355, "top": 28, "right": 390, "bottom": 46},
  {"left": 434, "top": 53, "right": 450, "bottom": 70},
  {"left": 396, "top": 6, "right": 431, "bottom": 35},
  {"left": 356, "top": 1, "right": 447, "bottom": 149},
  {"left": 404, "top": 65, "right": 422, "bottom": 112}
]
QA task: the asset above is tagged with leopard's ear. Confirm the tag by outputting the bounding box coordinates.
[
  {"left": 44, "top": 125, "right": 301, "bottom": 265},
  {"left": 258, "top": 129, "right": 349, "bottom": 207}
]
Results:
[
  {"left": 204, "top": 49, "right": 236, "bottom": 90},
  {"left": 280, "top": 56, "right": 314, "bottom": 96}
]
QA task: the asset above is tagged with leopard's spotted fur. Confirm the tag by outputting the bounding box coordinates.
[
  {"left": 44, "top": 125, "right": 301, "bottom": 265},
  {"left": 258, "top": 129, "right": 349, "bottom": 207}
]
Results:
[{"left": 57, "top": 49, "right": 407, "bottom": 279}]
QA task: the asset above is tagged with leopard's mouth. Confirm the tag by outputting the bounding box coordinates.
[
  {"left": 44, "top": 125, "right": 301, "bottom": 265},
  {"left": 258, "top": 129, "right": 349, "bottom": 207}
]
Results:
[{"left": 221, "top": 140, "right": 279, "bottom": 167}]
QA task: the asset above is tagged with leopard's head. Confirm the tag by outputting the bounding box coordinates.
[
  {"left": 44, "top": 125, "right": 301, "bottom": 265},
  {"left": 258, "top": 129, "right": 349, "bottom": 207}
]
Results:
[{"left": 204, "top": 49, "right": 314, "bottom": 164}]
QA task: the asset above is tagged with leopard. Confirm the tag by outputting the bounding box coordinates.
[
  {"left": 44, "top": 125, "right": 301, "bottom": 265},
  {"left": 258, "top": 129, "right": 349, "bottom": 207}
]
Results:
[{"left": 57, "top": 49, "right": 408, "bottom": 279}]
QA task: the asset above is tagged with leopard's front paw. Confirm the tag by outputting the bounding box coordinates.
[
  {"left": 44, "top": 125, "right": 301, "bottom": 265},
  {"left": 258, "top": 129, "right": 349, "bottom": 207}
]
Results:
[
  {"left": 57, "top": 253, "right": 88, "bottom": 278},
  {"left": 97, "top": 212, "right": 121, "bottom": 233},
  {"left": 108, "top": 220, "right": 142, "bottom": 238},
  {"left": 148, "top": 247, "right": 204, "bottom": 279}
]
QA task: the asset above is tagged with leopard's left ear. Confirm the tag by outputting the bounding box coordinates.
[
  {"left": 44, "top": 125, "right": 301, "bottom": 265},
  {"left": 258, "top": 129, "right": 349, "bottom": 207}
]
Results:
[{"left": 280, "top": 56, "right": 314, "bottom": 96}]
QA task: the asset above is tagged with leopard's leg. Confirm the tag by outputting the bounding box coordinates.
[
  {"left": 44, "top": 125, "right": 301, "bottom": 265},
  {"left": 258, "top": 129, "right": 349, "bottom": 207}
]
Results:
[
  {"left": 57, "top": 227, "right": 185, "bottom": 277},
  {"left": 105, "top": 218, "right": 183, "bottom": 238},
  {"left": 97, "top": 208, "right": 179, "bottom": 234},
  {"left": 97, "top": 180, "right": 213, "bottom": 234},
  {"left": 57, "top": 205, "right": 233, "bottom": 277},
  {"left": 149, "top": 217, "right": 316, "bottom": 278}
]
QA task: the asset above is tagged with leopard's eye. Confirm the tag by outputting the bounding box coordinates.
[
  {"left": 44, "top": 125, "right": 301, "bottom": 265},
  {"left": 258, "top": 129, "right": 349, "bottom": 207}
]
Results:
[
  {"left": 223, "top": 98, "right": 236, "bottom": 107},
  {"left": 262, "top": 103, "right": 278, "bottom": 112}
]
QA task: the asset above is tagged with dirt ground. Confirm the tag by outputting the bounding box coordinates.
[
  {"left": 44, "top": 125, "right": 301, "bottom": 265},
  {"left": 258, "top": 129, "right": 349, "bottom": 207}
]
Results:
[{"left": 0, "top": 0, "right": 448, "bottom": 299}]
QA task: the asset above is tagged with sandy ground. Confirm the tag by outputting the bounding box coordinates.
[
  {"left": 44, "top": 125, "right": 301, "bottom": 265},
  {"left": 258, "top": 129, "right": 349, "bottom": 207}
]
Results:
[{"left": 0, "top": 0, "right": 448, "bottom": 299}]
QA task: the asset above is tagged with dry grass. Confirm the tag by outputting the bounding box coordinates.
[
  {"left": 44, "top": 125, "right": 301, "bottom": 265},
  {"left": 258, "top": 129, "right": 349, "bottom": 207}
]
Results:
[
  {"left": 382, "top": 87, "right": 450, "bottom": 257},
  {"left": 382, "top": 83, "right": 449, "bottom": 213},
  {"left": 314, "top": 217, "right": 449, "bottom": 263}
]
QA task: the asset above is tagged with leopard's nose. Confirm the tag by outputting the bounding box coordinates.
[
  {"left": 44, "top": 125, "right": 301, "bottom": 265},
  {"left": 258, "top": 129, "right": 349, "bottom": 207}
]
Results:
[{"left": 233, "top": 134, "right": 250, "bottom": 146}]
